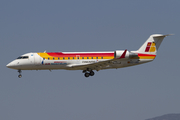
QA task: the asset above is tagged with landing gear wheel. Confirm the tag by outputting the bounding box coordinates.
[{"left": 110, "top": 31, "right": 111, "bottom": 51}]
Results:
[
  {"left": 84, "top": 73, "right": 90, "bottom": 77},
  {"left": 18, "top": 74, "right": 22, "bottom": 78},
  {"left": 90, "top": 71, "right": 95, "bottom": 76},
  {"left": 18, "top": 70, "right": 22, "bottom": 78}
]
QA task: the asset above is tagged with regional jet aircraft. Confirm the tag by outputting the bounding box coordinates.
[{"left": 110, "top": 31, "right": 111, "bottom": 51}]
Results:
[{"left": 6, "top": 34, "right": 171, "bottom": 78}]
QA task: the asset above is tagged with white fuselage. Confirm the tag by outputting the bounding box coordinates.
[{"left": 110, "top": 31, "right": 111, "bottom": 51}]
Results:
[{"left": 6, "top": 52, "right": 153, "bottom": 71}]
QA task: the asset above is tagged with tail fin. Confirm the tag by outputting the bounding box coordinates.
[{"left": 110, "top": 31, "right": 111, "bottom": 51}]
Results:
[{"left": 137, "top": 34, "right": 172, "bottom": 54}]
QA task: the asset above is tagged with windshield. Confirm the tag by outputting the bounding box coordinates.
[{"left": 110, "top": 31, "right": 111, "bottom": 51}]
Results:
[{"left": 17, "top": 56, "right": 29, "bottom": 59}]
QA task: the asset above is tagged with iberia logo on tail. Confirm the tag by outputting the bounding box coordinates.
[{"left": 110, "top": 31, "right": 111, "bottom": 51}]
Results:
[{"left": 145, "top": 42, "right": 156, "bottom": 52}]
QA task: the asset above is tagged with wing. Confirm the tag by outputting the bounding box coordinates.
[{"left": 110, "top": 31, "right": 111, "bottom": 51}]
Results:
[{"left": 68, "top": 50, "right": 127, "bottom": 71}]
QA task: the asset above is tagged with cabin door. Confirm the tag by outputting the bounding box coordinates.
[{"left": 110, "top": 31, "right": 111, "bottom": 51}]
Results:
[{"left": 34, "top": 53, "right": 42, "bottom": 65}]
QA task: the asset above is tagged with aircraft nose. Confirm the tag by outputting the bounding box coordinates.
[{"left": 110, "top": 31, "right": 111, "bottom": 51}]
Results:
[
  {"left": 6, "top": 61, "right": 18, "bottom": 69},
  {"left": 6, "top": 62, "right": 14, "bottom": 68}
]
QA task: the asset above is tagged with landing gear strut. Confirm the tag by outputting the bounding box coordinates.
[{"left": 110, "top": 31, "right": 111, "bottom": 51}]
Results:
[
  {"left": 18, "top": 70, "right": 22, "bottom": 78},
  {"left": 83, "top": 69, "right": 95, "bottom": 78}
]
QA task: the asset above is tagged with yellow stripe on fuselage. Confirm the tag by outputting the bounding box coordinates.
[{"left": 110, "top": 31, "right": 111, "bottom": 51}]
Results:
[
  {"left": 138, "top": 56, "right": 156, "bottom": 59},
  {"left": 37, "top": 53, "right": 114, "bottom": 60}
]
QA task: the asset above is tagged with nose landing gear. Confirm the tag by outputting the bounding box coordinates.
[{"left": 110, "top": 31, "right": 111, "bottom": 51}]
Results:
[
  {"left": 18, "top": 74, "right": 22, "bottom": 78},
  {"left": 18, "top": 70, "right": 22, "bottom": 78}
]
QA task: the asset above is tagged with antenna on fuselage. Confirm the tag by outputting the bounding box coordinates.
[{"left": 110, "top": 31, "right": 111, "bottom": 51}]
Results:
[{"left": 44, "top": 50, "right": 46, "bottom": 53}]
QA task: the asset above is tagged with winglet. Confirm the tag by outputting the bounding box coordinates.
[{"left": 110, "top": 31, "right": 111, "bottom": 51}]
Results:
[{"left": 118, "top": 49, "right": 127, "bottom": 59}]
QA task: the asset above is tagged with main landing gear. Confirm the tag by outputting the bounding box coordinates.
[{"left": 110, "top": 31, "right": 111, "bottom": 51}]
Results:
[
  {"left": 83, "top": 69, "right": 95, "bottom": 78},
  {"left": 18, "top": 70, "right": 22, "bottom": 78}
]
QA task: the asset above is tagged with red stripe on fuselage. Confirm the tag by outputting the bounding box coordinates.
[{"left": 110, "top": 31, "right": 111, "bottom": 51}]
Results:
[
  {"left": 138, "top": 53, "right": 156, "bottom": 57},
  {"left": 47, "top": 52, "right": 114, "bottom": 57}
]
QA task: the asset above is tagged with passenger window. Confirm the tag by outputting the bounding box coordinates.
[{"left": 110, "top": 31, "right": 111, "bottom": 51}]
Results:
[
  {"left": 73, "top": 57, "right": 74, "bottom": 59},
  {"left": 91, "top": 57, "right": 93, "bottom": 59},
  {"left": 63, "top": 57, "right": 65, "bottom": 60},
  {"left": 58, "top": 57, "right": 60, "bottom": 60},
  {"left": 96, "top": 57, "right": 98, "bottom": 59},
  {"left": 82, "top": 57, "right": 84, "bottom": 59},
  {"left": 48, "top": 58, "right": 50, "bottom": 60},
  {"left": 101, "top": 57, "right": 103, "bottom": 59},
  {"left": 68, "top": 57, "right": 70, "bottom": 59},
  {"left": 87, "top": 57, "right": 89, "bottom": 59},
  {"left": 43, "top": 58, "right": 45, "bottom": 60},
  {"left": 53, "top": 58, "right": 55, "bottom": 60}
]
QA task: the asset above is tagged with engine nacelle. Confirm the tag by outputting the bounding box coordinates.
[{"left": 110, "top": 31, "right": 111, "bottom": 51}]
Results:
[
  {"left": 114, "top": 50, "right": 138, "bottom": 59},
  {"left": 114, "top": 50, "right": 129, "bottom": 59}
]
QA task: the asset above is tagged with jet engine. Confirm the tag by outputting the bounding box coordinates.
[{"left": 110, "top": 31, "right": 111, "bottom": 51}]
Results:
[{"left": 114, "top": 50, "right": 138, "bottom": 59}]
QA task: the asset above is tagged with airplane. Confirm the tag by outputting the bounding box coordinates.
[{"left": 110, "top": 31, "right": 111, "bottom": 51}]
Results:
[{"left": 6, "top": 34, "right": 172, "bottom": 78}]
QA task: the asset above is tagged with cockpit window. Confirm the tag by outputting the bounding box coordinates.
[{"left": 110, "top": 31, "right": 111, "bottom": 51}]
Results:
[
  {"left": 23, "top": 56, "right": 29, "bottom": 59},
  {"left": 17, "top": 56, "right": 29, "bottom": 59}
]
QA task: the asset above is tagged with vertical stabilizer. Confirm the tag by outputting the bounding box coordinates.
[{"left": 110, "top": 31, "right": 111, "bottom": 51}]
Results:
[{"left": 137, "top": 34, "right": 171, "bottom": 55}]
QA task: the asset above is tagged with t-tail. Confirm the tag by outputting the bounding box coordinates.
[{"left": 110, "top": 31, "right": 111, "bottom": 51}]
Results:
[
  {"left": 132, "top": 34, "right": 173, "bottom": 62},
  {"left": 138, "top": 34, "right": 172, "bottom": 54}
]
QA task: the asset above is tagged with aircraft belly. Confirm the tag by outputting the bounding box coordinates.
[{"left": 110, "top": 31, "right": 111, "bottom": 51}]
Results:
[{"left": 105, "top": 59, "right": 153, "bottom": 69}]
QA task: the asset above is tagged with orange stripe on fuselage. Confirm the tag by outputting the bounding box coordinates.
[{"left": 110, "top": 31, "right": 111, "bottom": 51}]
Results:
[
  {"left": 138, "top": 53, "right": 156, "bottom": 59},
  {"left": 47, "top": 52, "right": 114, "bottom": 57},
  {"left": 37, "top": 52, "right": 114, "bottom": 60},
  {"left": 38, "top": 52, "right": 156, "bottom": 60}
]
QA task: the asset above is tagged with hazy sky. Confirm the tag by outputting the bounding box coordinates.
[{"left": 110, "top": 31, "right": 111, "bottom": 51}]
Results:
[{"left": 1, "top": 1, "right": 180, "bottom": 120}]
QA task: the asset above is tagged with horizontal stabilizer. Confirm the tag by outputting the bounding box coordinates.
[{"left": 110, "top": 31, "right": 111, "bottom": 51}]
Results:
[{"left": 152, "top": 34, "right": 174, "bottom": 38}]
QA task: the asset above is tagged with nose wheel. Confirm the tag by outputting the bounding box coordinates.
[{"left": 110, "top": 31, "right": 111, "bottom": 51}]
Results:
[
  {"left": 18, "top": 70, "right": 22, "bottom": 78},
  {"left": 18, "top": 74, "right": 22, "bottom": 78}
]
